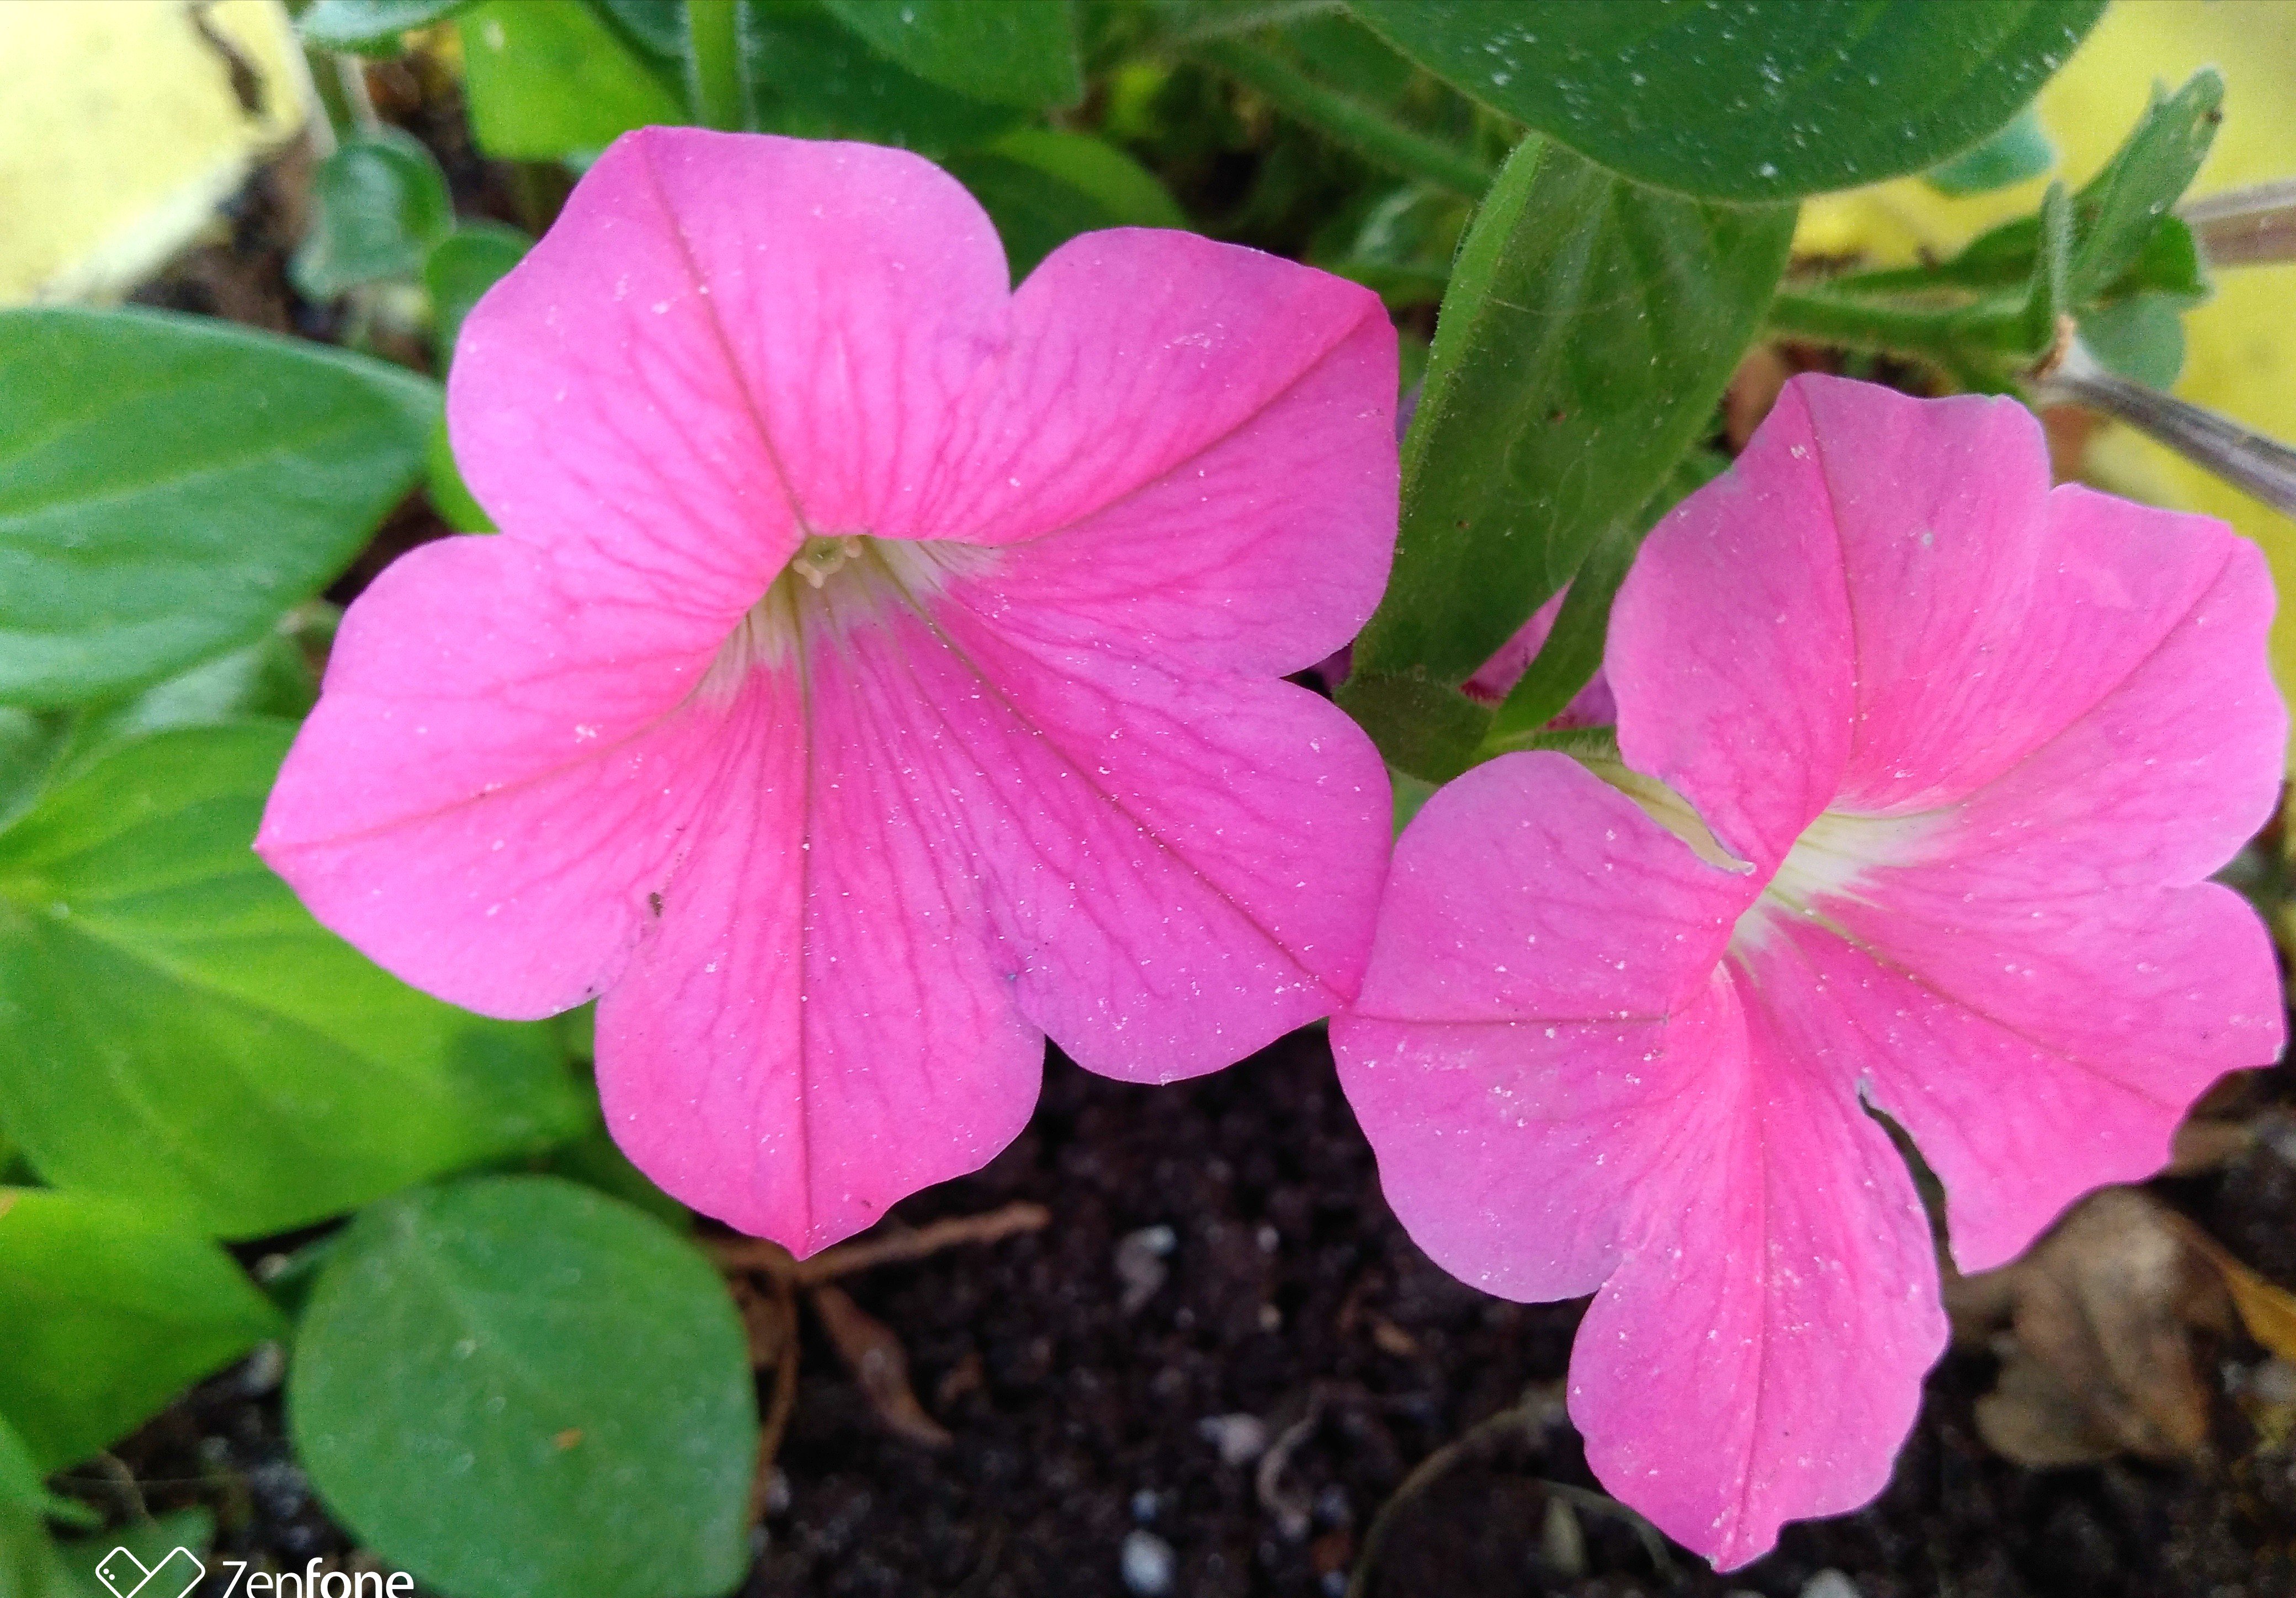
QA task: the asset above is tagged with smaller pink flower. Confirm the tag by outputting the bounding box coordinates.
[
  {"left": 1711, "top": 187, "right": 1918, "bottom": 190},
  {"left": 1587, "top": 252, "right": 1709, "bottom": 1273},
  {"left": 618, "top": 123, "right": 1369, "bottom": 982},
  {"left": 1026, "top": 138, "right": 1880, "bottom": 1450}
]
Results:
[
  {"left": 259, "top": 129, "right": 1398, "bottom": 1254},
  {"left": 1333, "top": 374, "right": 2284, "bottom": 1567}
]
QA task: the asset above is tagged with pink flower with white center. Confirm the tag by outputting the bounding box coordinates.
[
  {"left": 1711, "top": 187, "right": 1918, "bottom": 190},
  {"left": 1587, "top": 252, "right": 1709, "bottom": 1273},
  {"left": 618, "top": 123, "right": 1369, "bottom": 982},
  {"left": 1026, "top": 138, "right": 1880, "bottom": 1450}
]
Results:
[
  {"left": 257, "top": 129, "right": 1398, "bottom": 1253},
  {"left": 1332, "top": 374, "right": 2285, "bottom": 1567}
]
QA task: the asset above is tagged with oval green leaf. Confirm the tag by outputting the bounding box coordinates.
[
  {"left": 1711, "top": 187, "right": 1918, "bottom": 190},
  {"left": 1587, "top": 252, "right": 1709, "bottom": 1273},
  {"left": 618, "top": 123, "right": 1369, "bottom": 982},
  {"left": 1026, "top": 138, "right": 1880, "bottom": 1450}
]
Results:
[
  {"left": 0, "top": 725, "right": 583, "bottom": 1238},
  {"left": 1347, "top": 0, "right": 2106, "bottom": 201},
  {"left": 459, "top": 0, "right": 684, "bottom": 161},
  {"left": 943, "top": 129, "right": 1186, "bottom": 280},
  {"left": 290, "top": 129, "right": 456, "bottom": 301},
  {"left": 290, "top": 1177, "right": 757, "bottom": 1598},
  {"left": 0, "top": 1189, "right": 283, "bottom": 1473},
  {"left": 0, "top": 308, "right": 435, "bottom": 709},
  {"left": 1344, "top": 137, "right": 1793, "bottom": 776}
]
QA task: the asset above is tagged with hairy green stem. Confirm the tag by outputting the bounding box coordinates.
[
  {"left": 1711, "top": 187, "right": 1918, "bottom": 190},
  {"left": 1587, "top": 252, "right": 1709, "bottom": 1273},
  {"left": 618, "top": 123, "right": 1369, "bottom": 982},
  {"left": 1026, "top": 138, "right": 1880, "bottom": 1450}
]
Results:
[
  {"left": 1195, "top": 39, "right": 1492, "bottom": 199},
  {"left": 685, "top": 0, "right": 745, "bottom": 132}
]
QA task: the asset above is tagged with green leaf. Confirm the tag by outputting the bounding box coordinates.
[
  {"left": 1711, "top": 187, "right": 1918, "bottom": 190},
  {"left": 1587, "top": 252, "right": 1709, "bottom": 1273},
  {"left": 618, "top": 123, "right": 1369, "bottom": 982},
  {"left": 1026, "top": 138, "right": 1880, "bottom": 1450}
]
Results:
[
  {"left": 459, "top": 0, "right": 685, "bottom": 161},
  {"left": 291, "top": 129, "right": 456, "bottom": 301},
  {"left": 0, "top": 725, "right": 584, "bottom": 1238},
  {"left": 1925, "top": 101, "right": 2055, "bottom": 196},
  {"left": 290, "top": 1177, "right": 756, "bottom": 1598},
  {"left": 2079, "top": 292, "right": 2186, "bottom": 388},
  {"left": 1343, "top": 137, "right": 1793, "bottom": 777},
  {"left": 589, "top": 0, "right": 689, "bottom": 58},
  {"left": 2066, "top": 69, "right": 2223, "bottom": 302},
  {"left": 819, "top": 0, "right": 1080, "bottom": 108},
  {"left": 0, "top": 308, "right": 434, "bottom": 710},
  {"left": 0, "top": 1189, "right": 283, "bottom": 1473},
  {"left": 59, "top": 629, "right": 322, "bottom": 774},
  {"left": 300, "top": 0, "right": 476, "bottom": 52},
  {"left": 1346, "top": 0, "right": 2106, "bottom": 201},
  {"left": 425, "top": 222, "right": 533, "bottom": 367},
  {"left": 943, "top": 129, "right": 1186, "bottom": 280},
  {"left": 0, "top": 1414, "right": 69, "bottom": 1598},
  {"left": 737, "top": 0, "right": 1023, "bottom": 149},
  {"left": 1486, "top": 448, "right": 1726, "bottom": 745}
]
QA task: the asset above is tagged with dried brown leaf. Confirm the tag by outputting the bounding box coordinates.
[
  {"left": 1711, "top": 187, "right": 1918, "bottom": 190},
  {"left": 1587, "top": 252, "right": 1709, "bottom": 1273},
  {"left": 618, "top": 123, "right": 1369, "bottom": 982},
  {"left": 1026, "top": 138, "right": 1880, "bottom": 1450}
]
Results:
[{"left": 1948, "top": 1189, "right": 2232, "bottom": 1466}]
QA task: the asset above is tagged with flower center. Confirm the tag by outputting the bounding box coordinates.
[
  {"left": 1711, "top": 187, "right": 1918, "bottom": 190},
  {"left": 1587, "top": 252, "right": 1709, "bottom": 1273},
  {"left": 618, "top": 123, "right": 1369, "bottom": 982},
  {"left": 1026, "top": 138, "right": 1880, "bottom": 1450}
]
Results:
[
  {"left": 1583, "top": 759, "right": 1933, "bottom": 953},
  {"left": 703, "top": 532, "right": 992, "bottom": 694}
]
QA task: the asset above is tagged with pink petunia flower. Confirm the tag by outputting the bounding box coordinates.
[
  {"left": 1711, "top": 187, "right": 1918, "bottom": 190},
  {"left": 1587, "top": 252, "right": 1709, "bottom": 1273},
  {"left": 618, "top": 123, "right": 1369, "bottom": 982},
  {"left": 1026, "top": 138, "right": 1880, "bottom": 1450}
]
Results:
[
  {"left": 258, "top": 129, "right": 1399, "bottom": 1253},
  {"left": 1332, "top": 374, "right": 2285, "bottom": 1567}
]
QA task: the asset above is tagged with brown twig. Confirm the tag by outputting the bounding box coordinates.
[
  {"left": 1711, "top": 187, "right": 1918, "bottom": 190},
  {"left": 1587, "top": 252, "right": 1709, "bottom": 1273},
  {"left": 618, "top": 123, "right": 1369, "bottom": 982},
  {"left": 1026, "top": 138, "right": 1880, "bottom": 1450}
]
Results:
[
  {"left": 710, "top": 1201, "right": 1051, "bottom": 1286},
  {"left": 747, "top": 1268, "right": 801, "bottom": 1527}
]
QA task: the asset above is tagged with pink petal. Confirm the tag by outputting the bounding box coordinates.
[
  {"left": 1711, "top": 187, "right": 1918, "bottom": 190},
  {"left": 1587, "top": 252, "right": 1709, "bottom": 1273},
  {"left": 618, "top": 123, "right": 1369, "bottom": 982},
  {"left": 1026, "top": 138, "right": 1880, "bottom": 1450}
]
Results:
[
  {"left": 1740, "top": 902, "right": 2275, "bottom": 1273},
  {"left": 256, "top": 536, "right": 735, "bottom": 1018},
  {"left": 601, "top": 588, "right": 1389, "bottom": 1250},
  {"left": 1612, "top": 376, "right": 2283, "bottom": 848},
  {"left": 1571, "top": 966, "right": 1944, "bottom": 1570},
  {"left": 450, "top": 127, "right": 1012, "bottom": 569},
  {"left": 931, "top": 593, "right": 1391, "bottom": 1077},
  {"left": 915, "top": 230, "right": 1397, "bottom": 674},
  {"left": 1333, "top": 753, "right": 1750, "bottom": 1295},
  {"left": 594, "top": 645, "right": 1045, "bottom": 1254},
  {"left": 1607, "top": 382, "right": 1857, "bottom": 871}
]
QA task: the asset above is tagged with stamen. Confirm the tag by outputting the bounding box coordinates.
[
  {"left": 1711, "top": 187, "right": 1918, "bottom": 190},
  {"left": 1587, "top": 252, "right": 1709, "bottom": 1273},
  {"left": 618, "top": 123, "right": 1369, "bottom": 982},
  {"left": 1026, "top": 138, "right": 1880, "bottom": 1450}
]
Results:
[{"left": 792, "top": 534, "right": 864, "bottom": 589}]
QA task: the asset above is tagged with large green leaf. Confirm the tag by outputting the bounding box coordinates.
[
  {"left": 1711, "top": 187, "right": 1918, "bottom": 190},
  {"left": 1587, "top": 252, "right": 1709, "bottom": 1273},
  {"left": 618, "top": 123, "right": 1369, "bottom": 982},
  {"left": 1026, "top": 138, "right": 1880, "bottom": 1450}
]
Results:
[
  {"left": 819, "top": 0, "right": 1080, "bottom": 108},
  {"left": 1347, "top": 0, "right": 2106, "bottom": 201},
  {"left": 459, "top": 0, "right": 685, "bottom": 160},
  {"left": 0, "top": 725, "right": 584, "bottom": 1238},
  {"left": 1343, "top": 137, "right": 1793, "bottom": 776},
  {"left": 0, "top": 310, "right": 434, "bottom": 709},
  {"left": 0, "top": 1190, "right": 282, "bottom": 1473},
  {"left": 290, "top": 130, "right": 456, "bottom": 300},
  {"left": 737, "top": 1, "right": 1023, "bottom": 149},
  {"left": 290, "top": 1177, "right": 756, "bottom": 1598}
]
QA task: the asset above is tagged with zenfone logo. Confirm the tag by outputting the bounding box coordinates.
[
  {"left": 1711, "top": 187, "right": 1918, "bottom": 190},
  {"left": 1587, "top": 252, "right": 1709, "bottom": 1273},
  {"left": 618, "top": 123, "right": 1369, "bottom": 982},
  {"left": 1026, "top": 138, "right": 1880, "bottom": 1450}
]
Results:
[{"left": 92, "top": 1545, "right": 205, "bottom": 1598}]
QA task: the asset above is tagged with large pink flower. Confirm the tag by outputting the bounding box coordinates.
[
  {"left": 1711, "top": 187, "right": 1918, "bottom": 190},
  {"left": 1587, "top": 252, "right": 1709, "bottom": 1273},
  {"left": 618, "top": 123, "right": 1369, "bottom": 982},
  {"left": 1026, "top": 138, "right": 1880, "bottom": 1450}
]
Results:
[
  {"left": 1332, "top": 374, "right": 2284, "bottom": 1567},
  {"left": 258, "top": 129, "right": 1398, "bottom": 1253}
]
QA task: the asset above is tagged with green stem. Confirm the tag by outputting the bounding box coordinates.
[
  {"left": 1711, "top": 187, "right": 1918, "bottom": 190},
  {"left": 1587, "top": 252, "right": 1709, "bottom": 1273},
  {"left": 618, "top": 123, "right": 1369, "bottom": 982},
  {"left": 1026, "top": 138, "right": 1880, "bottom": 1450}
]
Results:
[
  {"left": 685, "top": 0, "right": 744, "bottom": 132},
  {"left": 1765, "top": 286, "right": 2029, "bottom": 376},
  {"left": 1196, "top": 39, "right": 1492, "bottom": 200}
]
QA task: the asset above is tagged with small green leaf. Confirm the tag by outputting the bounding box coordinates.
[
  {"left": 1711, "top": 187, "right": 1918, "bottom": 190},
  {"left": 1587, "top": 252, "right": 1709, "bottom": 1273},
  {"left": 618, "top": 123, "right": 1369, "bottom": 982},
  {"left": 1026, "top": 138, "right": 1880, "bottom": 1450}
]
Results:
[
  {"left": 1925, "top": 102, "right": 2055, "bottom": 196},
  {"left": 2066, "top": 69, "right": 2223, "bottom": 302},
  {"left": 0, "top": 309, "right": 434, "bottom": 709},
  {"left": 0, "top": 1189, "right": 283, "bottom": 1473},
  {"left": 425, "top": 222, "right": 533, "bottom": 367},
  {"left": 1343, "top": 137, "right": 1793, "bottom": 777},
  {"left": 300, "top": 0, "right": 475, "bottom": 52},
  {"left": 1347, "top": 0, "right": 2105, "bottom": 201},
  {"left": 60, "top": 629, "right": 323, "bottom": 771},
  {"left": 820, "top": 0, "right": 1081, "bottom": 109},
  {"left": 737, "top": 0, "right": 1023, "bottom": 150},
  {"left": 291, "top": 129, "right": 456, "bottom": 301},
  {"left": 943, "top": 130, "right": 1186, "bottom": 280},
  {"left": 290, "top": 1177, "right": 756, "bottom": 1598},
  {"left": 460, "top": 0, "right": 685, "bottom": 161},
  {"left": 2079, "top": 292, "right": 2186, "bottom": 388},
  {"left": 0, "top": 725, "right": 584, "bottom": 1238}
]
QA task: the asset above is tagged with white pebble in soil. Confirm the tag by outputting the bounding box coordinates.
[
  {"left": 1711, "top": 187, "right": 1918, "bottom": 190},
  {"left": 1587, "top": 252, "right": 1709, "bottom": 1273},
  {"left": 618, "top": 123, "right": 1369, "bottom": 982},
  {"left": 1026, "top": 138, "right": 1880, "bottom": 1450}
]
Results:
[
  {"left": 1116, "top": 1224, "right": 1178, "bottom": 1313},
  {"left": 1800, "top": 1572, "right": 1863, "bottom": 1598},
  {"left": 1195, "top": 1412, "right": 1269, "bottom": 1466},
  {"left": 1120, "top": 1528, "right": 1178, "bottom": 1597}
]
